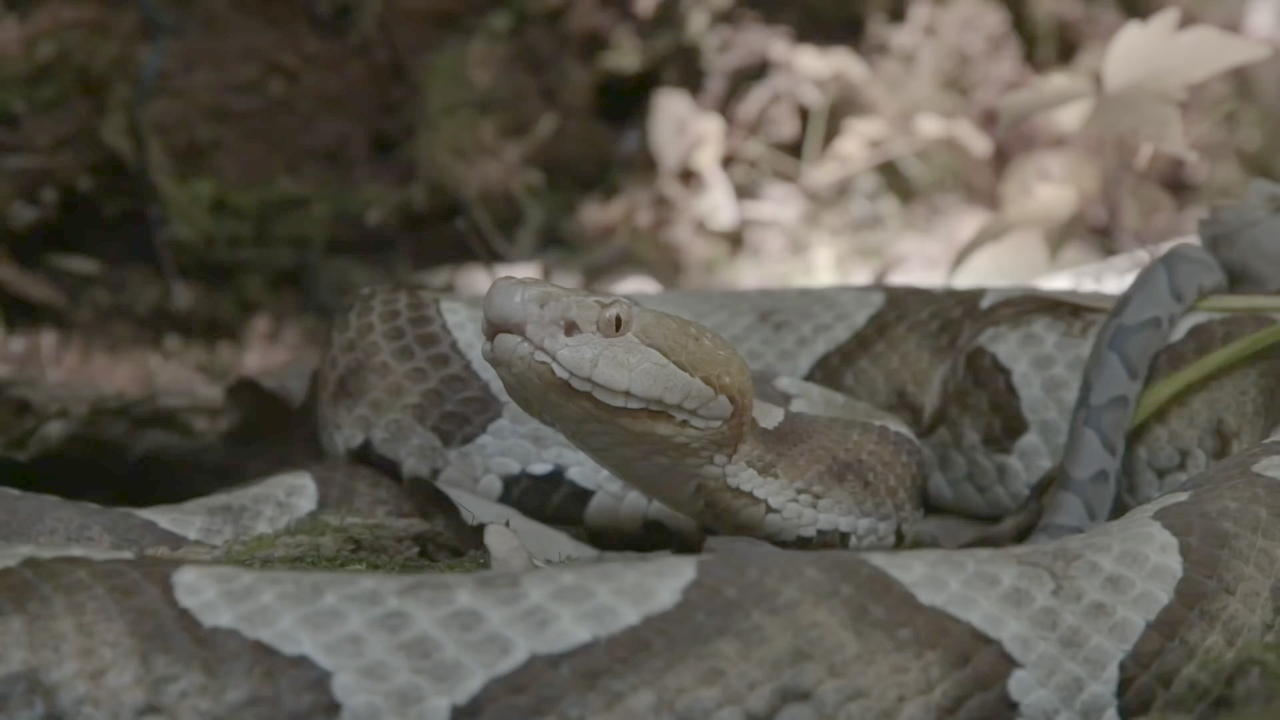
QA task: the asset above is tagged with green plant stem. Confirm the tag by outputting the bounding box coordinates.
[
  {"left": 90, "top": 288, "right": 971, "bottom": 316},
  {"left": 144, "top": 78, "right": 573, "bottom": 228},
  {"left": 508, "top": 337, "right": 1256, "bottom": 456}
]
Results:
[
  {"left": 1194, "top": 294, "right": 1280, "bottom": 312},
  {"left": 1133, "top": 322, "right": 1280, "bottom": 430}
]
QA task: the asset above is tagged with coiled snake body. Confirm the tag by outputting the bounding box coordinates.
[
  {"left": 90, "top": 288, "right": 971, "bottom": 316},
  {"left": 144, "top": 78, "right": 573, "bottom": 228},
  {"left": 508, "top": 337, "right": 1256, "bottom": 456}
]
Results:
[{"left": 4, "top": 232, "right": 1280, "bottom": 718}]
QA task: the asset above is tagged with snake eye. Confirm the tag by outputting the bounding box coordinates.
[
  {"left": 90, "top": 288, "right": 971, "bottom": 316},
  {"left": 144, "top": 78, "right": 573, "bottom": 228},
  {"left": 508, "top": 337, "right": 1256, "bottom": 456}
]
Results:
[{"left": 598, "top": 301, "right": 631, "bottom": 338}]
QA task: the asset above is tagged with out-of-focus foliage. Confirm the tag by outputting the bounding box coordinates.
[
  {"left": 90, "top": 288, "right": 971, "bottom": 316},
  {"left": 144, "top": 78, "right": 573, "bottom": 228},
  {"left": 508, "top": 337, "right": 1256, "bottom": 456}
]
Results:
[
  {"left": 0, "top": 0, "right": 1275, "bottom": 302},
  {"left": 954, "top": 7, "right": 1273, "bottom": 276}
]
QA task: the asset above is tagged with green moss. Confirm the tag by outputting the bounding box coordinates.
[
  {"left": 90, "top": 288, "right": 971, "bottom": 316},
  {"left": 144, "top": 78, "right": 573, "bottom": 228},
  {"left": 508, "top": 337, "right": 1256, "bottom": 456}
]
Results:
[
  {"left": 216, "top": 518, "right": 488, "bottom": 573},
  {"left": 0, "top": 18, "right": 135, "bottom": 218},
  {"left": 0, "top": 24, "right": 126, "bottom": 115},
  {"left": 147, "top": 174, "right": 428, "bottom": 283},
  {"left": 162, "top": 178, "right": 342, "bottom": 251}
]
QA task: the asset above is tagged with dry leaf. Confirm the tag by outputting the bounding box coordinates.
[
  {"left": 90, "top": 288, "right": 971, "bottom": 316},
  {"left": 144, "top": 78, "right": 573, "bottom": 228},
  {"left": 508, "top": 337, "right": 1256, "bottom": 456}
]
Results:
[
  {"left": 911, "top": 113, "right": 994, "bottom": 159},
  {"left": 949, "top": 149, "right": 1101, "bottom": 277},
  {"left": 730, "top": 76, "right": 804, "bottom": 145},
  {"left": 996, "top": 8, "right": 1271, "bottom": 156},
  {"left": 0, "top": 250, "right": 69, "bottom": 310},
  {"left": 949, "top": 227, "right": 1057, "bottom": 288},
  {"left": 947, "top": 185, "right": 1080, "bottom": 277},
  {"left": 1084, "top": 86, "right": 1189, "bottom": 157},
  {"left": 41, "top": 252, "right": 104, "bottom": 277},
  {"left": 645, "top": 86, "right": 741, "bottom": 233},
  {"left": 1101, "top": 7, "right": 1273, "bottom": 99},
  {"left": 996, "top": 148, "right": 1104, "bottom": 210},
  {"left": 1041, "top": 215, "right": 1094, "bottom": 264},
  {"left": 995, "top": 70, "right": 1097, "bottom": 137},
  {"left": 1107, "top": 174, "right": 1182, "bottom": 248},
  {"left": 947, "top": 215, "right": 1021, "bottom": 277},
  {"left": 646, "top": 87, "right": 702, "bottom": 175},
  {"left": 1085, "top": 8, "right": 1272, "bottom": 155}
]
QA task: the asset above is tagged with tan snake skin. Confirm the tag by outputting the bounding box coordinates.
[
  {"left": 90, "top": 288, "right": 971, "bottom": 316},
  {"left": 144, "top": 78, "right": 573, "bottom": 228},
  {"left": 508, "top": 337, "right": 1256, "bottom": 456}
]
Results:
[{"left": 4, "top": 232, "right": 1280, "bottom": 717}]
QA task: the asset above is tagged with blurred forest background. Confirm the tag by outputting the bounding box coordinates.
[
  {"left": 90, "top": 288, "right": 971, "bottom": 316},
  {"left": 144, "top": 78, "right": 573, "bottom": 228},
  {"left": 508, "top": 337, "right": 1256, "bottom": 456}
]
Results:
[{"left": 0, "top": 0, "right": 1277, "bottom": 400}]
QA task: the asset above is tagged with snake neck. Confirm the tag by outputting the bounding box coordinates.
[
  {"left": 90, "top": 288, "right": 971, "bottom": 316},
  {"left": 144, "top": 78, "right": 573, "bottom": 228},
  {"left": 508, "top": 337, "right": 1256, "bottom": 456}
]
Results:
[{"left": 589, "top": 396, "right": 757, "bottom": 522}]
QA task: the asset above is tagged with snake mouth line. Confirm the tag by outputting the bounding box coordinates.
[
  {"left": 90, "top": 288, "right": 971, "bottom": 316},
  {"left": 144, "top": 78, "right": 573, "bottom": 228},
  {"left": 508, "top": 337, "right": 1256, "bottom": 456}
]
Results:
[{"left": 487, "top": 332, "right": 729, "bottom": 430}]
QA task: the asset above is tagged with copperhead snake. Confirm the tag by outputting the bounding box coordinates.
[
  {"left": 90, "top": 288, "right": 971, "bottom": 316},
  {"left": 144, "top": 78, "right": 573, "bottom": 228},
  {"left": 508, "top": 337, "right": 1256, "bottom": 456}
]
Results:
[{"left": 4, "top": 195, "right": 1280, "bottom": 717}]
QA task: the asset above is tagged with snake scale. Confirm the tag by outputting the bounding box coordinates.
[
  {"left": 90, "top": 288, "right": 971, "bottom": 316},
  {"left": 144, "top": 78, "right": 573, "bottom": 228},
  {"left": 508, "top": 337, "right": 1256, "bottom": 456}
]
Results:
[{"left": 4, "top": 202, "right": 1280, "bottom": 718}]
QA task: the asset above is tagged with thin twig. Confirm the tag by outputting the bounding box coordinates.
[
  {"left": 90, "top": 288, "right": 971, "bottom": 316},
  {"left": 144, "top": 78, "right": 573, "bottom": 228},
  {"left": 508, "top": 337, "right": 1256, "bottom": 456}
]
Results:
[{"left": 133, "top": 0, "right": 186, "bottom": 306}]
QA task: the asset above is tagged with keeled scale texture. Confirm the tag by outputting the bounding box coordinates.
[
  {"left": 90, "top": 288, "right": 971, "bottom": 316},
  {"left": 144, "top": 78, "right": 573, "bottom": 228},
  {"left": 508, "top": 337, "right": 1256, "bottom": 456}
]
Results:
[
  {"left": 171, "top": 555, "right": 700, "bottom": 718},
  {"left": 0, "top": 488, "right": 190, "bottom": 552},
  {"left": 316, "top": 286, "right": 504, "bottom": 480},
  {"left": 126, "top": 470, "right": 319, "bottom": 545},
  {"left": 862, "top": 492, "right": 1188, "bottom": 717},
  {"left": 1118, "top": 443, "right": 1280, "bottom": 715},
  {"left": 0, "top": 558, "right": 340, "bottom": 719}
]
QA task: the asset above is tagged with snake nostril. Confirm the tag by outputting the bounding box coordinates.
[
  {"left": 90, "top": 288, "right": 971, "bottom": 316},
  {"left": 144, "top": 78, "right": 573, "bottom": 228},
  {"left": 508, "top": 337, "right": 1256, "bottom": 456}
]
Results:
[{"left": 564, "top": 320, "right": 581, "bottom": 337}]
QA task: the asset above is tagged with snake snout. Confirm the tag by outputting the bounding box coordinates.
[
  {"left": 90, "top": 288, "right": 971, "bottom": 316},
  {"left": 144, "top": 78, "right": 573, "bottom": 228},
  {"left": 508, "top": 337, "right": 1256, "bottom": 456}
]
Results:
[{"left": 482, "top": 276, "right": 536, "bottom": 341}]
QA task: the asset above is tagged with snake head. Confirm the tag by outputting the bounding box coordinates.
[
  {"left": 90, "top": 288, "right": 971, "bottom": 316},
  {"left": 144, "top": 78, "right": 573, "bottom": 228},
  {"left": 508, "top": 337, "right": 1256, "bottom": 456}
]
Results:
[
  {"left": 481, "top": 277, "right": 754, "bottom": 513},
  {"left": 481, "top": 276, "right": 752, "bottom": 431}
]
